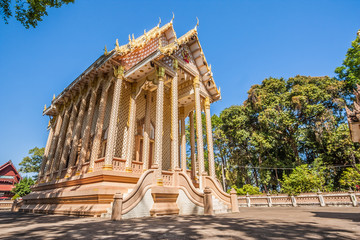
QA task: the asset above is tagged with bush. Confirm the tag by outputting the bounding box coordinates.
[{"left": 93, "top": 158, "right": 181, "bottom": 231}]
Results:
[
  {"left": 11, "top": 177, "right": 34, "bottom": 199},
  {"left": 230, "top": 184, "right": 261, "bottom": 195},
  {"left": 339, "top": 165, "right": 360, "bottom": 190},
  {"left": 281, "top": 164, "right": 324, "bottom": 196}
]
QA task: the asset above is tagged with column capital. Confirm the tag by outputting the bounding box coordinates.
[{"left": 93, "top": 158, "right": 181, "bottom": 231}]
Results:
[
  {"left": 157, "top": 67, "right": 165, "bottom": 79},
  {"left": 113, "top": 65, "right": 125, "bottom": 79},
  {"left": 204, "top": 96, "right": 211, "bottom": 109},
  {"left": 193, "top": 75, "right": 200, "bottom": 88},
  {"left": 173, "top": 59, "right": 178, "bottom": 71}
]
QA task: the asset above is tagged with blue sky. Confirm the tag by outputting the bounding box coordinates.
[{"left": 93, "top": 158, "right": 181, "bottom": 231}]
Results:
[{"left": 0, "top": 0, "right": 359, "bottom": 171}]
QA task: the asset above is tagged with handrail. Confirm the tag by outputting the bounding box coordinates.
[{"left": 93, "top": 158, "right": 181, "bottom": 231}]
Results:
[
  {"left": 205, "top": 176, "right": 231, "bottom": 205},
  {"left": 122, "top": 169, "right": 154, "bottom": 214},
  {"left": 178, "top": 172, "right": 204, "bottom": 206}
]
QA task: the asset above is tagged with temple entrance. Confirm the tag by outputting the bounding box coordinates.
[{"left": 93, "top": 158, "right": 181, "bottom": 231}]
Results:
[{"left": 135, "top": 119, "right": 155, "bottom": 168}]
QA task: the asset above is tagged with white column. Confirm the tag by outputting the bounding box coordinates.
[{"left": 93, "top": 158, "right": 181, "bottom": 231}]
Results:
[
  {"left": 88, "top": 76, "right": 111, "bottom": 172},
  {"left": 125, "top": 83, "right": 137, "bottom": 172},
  {"left": 104, "top": 66, "right": 124, "bottom": 171},
  {"left": 57, "top": 95, "right": 81, "bottom": 179},
  {"left": 193, "top": 76, "right": 205, "bottom": 185},
  {"left": 65, "top": 88, "right": 89, "bottom": 178},
  {"left": 180, "top": 108, "right": 187, "bottom": 172},
  {"left": 38, "top": 120, "right": 55, "bottom": 181},
  {"left": 49, "top": 104, "right": 71, "bottom": 179},
  {"left": 76, "top": 78, "right": 100, "bottom": 175},
  {"left": 204, "top": 97, "right": 216, "bottom": 178},
  {"left": 154, "top": 67, "right": 165, "bottom": 176},
  {"left": 142, "top": 90, "right": 152, "bottom": 171},
  {"left": 189, "top": 110, "right": 197, "bottom": 179},
  {"left": 171, "top": 60, "right": 179, "bottom": 170}
]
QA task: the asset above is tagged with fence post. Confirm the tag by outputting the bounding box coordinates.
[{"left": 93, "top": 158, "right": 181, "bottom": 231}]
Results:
[
  {"left": 290, "top": 195, "right": 297, "bottom": 207},
  {"left": 317, "top": 190, "right": 326, "bottom": 207},
  {"left": 204, "top": 187, "right": 214, "bottom": 215},
  {"left": 349, "top": 188, "right": 358, "bottom": 207},
  {"left": 267, "top": 192, "right": 272, "bottom": 207},
  {"left": 230, "top": 188, "right": 239, "bottom": 212},
  {"left": 246, "top": 193, "right": 251, "bottom": 207},
  {"left": 111, "top": 193, "right": 123, "bottom": 221}
]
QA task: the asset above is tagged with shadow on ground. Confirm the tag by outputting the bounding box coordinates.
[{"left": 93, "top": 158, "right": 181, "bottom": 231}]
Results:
[{"left": 1, "top": 210, "right": 359, "bottom": 240}]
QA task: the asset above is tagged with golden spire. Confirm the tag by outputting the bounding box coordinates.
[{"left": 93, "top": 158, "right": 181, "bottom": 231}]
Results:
[
  {"left": 48, "top": 120, "right": 51, "bottom": 127},
  {"left": 44, "top": 104, "right": 47, "bottom": 111},
  {"left": 53, "top": 94, "right": 55, "bottom": 100},
  {"left": 104, "top": 45, "right": 108, "bottom": 55},
  {"left": 132, "top": 34, "right": 135, "bottom": 42},
  {"left": 158, "top": 17, "right": 161, "bottom": 27},
  {"left": 128, "top": 34, "right": 132, "bottom": 44}
]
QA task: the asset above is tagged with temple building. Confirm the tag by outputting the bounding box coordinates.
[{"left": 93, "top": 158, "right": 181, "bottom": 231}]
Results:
[
  {"left": 0, "top": 161, "right": 21, "bottom": 200},
  {"left": 20, "top": 18, "right": 239, "bottom": 217}
]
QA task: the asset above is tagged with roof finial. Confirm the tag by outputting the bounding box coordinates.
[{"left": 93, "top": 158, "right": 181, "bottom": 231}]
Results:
[
  {"left": 194, "top": 17, "right": 199, "bottom": 31},
  {"left": 53, "top": 94, "right": 55, "bottom": 100},
  {"left": 104, "top": 45, "right": 108, "bottom": 55},
  {"left": 128, "top": 34, "right": 132, "bottom": 44},
  {"left": 115, "top": 39, "right": 120, "bottom": 51},
  {"left": 44, "top": 104, "right": 47, "bottom": 111},
  {"left": 132, "top": 33, "right": 135, "bottom": 42},
  {"left": 171, "top": 12, "right": 175, "bottom": 24},
  {"left": 158, "top": 17, "right": 161, "bottom": 27}
]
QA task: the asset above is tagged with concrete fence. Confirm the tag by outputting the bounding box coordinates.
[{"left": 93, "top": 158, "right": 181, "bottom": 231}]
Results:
[
  {"left": 238, "top": 190, "right": 360, "bottom": 208},
  {"left": 0, "top": 200, "right": 14, "bottom": 211}
]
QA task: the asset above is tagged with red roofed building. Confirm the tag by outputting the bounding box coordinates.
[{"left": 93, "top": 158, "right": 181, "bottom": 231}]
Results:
[{"left": 0, "top": 161, "right": 21, "bottom": 199}]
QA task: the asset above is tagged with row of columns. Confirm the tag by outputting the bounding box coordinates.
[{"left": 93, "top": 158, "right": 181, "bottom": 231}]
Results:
[{"left": 39, "top": 63, "right": 216, "bottom": 182}]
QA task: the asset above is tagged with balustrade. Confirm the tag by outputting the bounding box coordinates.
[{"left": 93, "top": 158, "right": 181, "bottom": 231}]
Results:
[
  {"left": 131, "top": 161, "right": 143, "bottom": 174},
  {"left": 113, "top": 157, "right": 126, "bottom": 171},
  {"left": 161, "top": 171, "right": 174, "bottom": 186}
]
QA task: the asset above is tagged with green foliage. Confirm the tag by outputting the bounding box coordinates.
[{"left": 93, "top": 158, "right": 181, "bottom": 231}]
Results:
[
  {"left": 281, "top": 165, "right": 324, "bottom": 195},
  {"left": 0, "top": 0, "right": 74, "bottom": 28},
  {"left": 230, "top": 184, "right": 261, "bottom": 195},
  {"left": 335, "top": 30, "right": 360, "bottom": 93},
  {"left": 212, "top": 75, "right": 355, "bottom": 192},
  {"left": 339, "top": 165, "right": 360, "bottom": 190},
  {"left": 11, "top": 177, "right": 35, "bottom": 198},
  {"left": 19, "top": 147, "right": 44, "bottom": 180}
]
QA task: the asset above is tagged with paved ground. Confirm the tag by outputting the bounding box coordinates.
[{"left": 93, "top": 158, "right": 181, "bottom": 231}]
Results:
[{"left": 0, "top": 207, "right": 359, "bottom": 239}]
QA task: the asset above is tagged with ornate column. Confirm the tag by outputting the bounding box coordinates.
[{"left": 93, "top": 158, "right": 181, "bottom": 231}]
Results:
[
  {"left": 75, "top": 77, "right": 100, "bottom": 175},
  {"left": 193, "top": 76, "right": 205, "bottom": 179},
  {"left": 189, "top": 110, "right": 197, "bottom": 179},
  {"left": 104, "top": 66, "right": 124, "bottom": 171},
  {"left": 142, "top": 90, "right": 152, "bottom": 171},
  {"left": 180, "top": 107, "right": 187, "bottom": 171},
  {"left": 125, "top": 83, "right": 137, "bottom": 172},
  {"left": 48, "top": 104, "right": 71, "bottom": 179},
  {"left": 65, "top": 88, "right": 90, "bottom": 178},
  {"left": 154, "top": 67, "right": 165, "bottom": 175},
  {"left": 88, "top": 76, "right": 112, "bottom": 173},
  {"left": 38, "top": 120, "right": 55, "bottom": 181},
  {"left": 204, "top": 97, "right": 216, "bottom": 178},
  {"left": 57, "top": 95, "right": 81, "bottom": 179},
  {"left": 171, "top": 60, "right": 179, "bottom": 170}
]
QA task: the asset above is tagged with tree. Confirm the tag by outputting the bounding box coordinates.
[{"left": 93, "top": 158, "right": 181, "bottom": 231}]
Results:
[
  {"left": 281, "top": 164, "right": 325, "bottom": 195},
  {"left": 215, "top": 75, "right": 352, "bottom": 192},
  {"left": 11, "top": 176, "right": 35, "bottom": 199},
  {"left": 335, "top": 30, "right": 360, "bottom": 94},
  {"left": 19, "top": 147, "right": 44, "bottom": 179},
  {"left": 1, "top": 0, "right": 74, "bottom": 28},
  {"left": 339, "top": 165, "right": 360, "bottom": 190}
]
